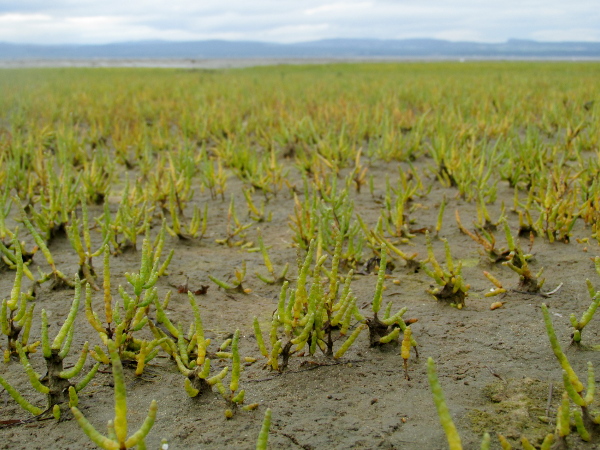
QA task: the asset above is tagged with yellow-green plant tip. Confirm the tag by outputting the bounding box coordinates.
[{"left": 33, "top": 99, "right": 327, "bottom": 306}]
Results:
[
  {"left": 497, "top": 434, "right": 511, "bottom": 449},
  {"left": 8, "top": 237, "right": 24, "bottom": 309},
  {"left": 427, "top": 358, "right": 462, "bottom": 450},
  {"left": 372, "top": 248, "right": 387, "bottom": 315},
  {"left": 334, "top": 324, "right": 366, "bottom": 359},
  {"left": 257, "top": 228, "right": 274, "bottom": 275},
  {"left": 230, "top": 329, "right": 241, "bottom": 393},
  {"left": 69, "top": 385, "right": 79, "bottom": 407},
  {"left": 153, "top": 297, "right": 178, "bottom": 340},
  {"left": 53, "top": 404, "right": 61, "bottom": 420},
  {"left": 174, "top": 354, "right": 193, "bottom": 377},
  {"left": 269, "top": 340, "right": 282, "bottom": 371},
  {"left": 480, "top": 432, "right": 490, "bottom": 450},
  {"left": 340, "top": 298, "right": 358, "bottom": 335},
  {"left": 520, "top": 436, "right": 536, "bottom": 450},
  {"left": 52, "top": 275, "right": 81, "bottom": 350},
  {"left": 176, "top": 324, "right": 189, "bottom": 368},
  {"left": 584, "top": 361, "right": 595, "bottom": 405},
  {"left": 541, "top": 304, "right": 584, "bottom": 392},
  {"left": 219, "top": 338, "right": 232, "bottom": 351},
  {"left": 380, "top": 307, "right": 408, "bottom": 326},
  {"left": 242, "top": 403, "right": 260, "bottom": 411},
  {"left": 540, "top": 434, "right": 555, "bottom": 450},
  {"left": 256, "top": 408, "right": 272, "bottom": 450},
  {"left": 185, "top": 377, "right": 200, "bottom": 397},
  {"left": 107, "top": 340, "right": 128, "bottom": 444},
  {"left": 57, "top": 319, "right": 75, "bottom": 359},
  {"left": 86, "top": 284, "right": 106, "bottom": 335},
  {"left": 1, "top": 299, "right": 9, "bottom": 336},
  {"left": 557, "top": 392, "right": 570, "bottom": 437},
  {"left": 41, "top": 309, "right": 51, "bottom": 358},
  {"left": 71, "top": 406, "right": 119, "bottom": 450},
  {"left": 125, "top": 400, "right": 158, "bottom": 448},
  {"left": 382, "top": 301, "right": 393, "bottom": 321},
  {"left": 157, "top": 249, "right": 174, "bottom": 277},
  {"left": 0, "top": 374, "right": 44, "bottom": 415},
  {"left": 331, "top": 294, "right": 353, "bottom": 327},
  {"left": 483, "top": 271, "right": 502, "bottom": 289},
  {"left": 502, "top": 220, "right": 515, "bottom": 251},
  {"left": 291, "top": 312, "right": 315, "bottom": 345},
  {"left": 91, "top": 345, "right": 110, "bottom": 364},
  {"left": 443, "top": 239, "right": 455, "bottom": 273},
  {"left": 198, "top": 358, "right": 211, "bottom": 379},
  {"left": 254, "top": 317, "right": 269, "bottom": 358},
  {"left": 59, "top": 342, "right": 89, "bottom": 379},
  {"left": 401, "top": 326, "right": 412, "bottom": 361},
  {"left": 435, "top": 196, "right": 446, "bottom": 234},
  {"left": 209, "top": 275, "right": 234, "bottom": 291},
  {"left": 16, "top": 342, "right": 49, "bottom": 394},
  {"left": 277, "top": 281, "right": 289, "bottom": 319},
  {"left": 573, "top": 408, "right": 591, "bottom": 441},
  {"left": 582, "top": 294, "right": 600, "bottom": 325},
  {"left": 215, "top": 380, "right": 227, "bottom": 397},
  {"left": 379, "top": 327, "right": 400, "bottom": 344},
  {"left": 232, "top": 389, "right": 245, "bottom": 404},
  {"left": 207, "top": 366, "right": 229, "bottom": 385},
  {"left": 562, "top": 370, "right": 585, "bottom": 406}
]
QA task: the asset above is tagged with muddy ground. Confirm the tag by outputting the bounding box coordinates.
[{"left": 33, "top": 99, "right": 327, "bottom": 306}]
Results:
[{"left": 1, "top": 151, "right": 599, "bottom": 450}]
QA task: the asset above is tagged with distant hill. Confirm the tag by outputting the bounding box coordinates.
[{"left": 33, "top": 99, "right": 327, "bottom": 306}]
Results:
[{"left": 1, "top": 38, "right": 600, "bottom": 60}]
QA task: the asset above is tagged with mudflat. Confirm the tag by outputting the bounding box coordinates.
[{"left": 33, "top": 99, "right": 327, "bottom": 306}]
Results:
[{"left": 0, "top": 63, "right": 599, "bottom": 449}]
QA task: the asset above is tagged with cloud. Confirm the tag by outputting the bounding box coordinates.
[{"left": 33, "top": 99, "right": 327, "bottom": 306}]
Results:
[
  {"left": 0, "top": 13, "right": 52, "bottom": 22},
  {"left": 260, "top": 24, "right": 330, "bottom": 43},
  {"left": 304, "top": 2, "right": 372, "bottom": 16},
  {"left": 0, "top": 1, "right": 598, "bottom": 44}
]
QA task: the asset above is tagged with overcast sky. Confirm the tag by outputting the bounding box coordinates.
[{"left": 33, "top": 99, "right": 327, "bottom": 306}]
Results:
[{"left": 0, "top": 1, "right": 598, "bottom": 45}]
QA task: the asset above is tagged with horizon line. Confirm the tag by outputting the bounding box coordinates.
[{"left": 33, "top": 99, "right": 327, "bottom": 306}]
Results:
[{"left": 3, "top": 37, "right": 600, "bottom": 47}]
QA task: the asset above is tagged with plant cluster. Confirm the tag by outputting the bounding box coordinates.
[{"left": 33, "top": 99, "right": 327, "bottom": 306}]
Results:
[
  {"left": 0, "top": 62, "right": 599, "bottom": 448},
  {"left": 253, "top": 235, "right": 413, "bottom": 372}
]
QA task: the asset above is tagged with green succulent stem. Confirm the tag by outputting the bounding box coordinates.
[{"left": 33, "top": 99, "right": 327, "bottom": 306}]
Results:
[
  {"left": 427, "top": 358, "right": 462, "bottom": 450},
  {"left": 256, "top": 408, "right": 272, "bottom": 450}
]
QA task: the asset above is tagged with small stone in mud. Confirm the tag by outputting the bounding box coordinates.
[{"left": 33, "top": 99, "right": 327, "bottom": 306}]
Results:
[{"left": 370, "top": 398, "right": 378, "bottom": 405}]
